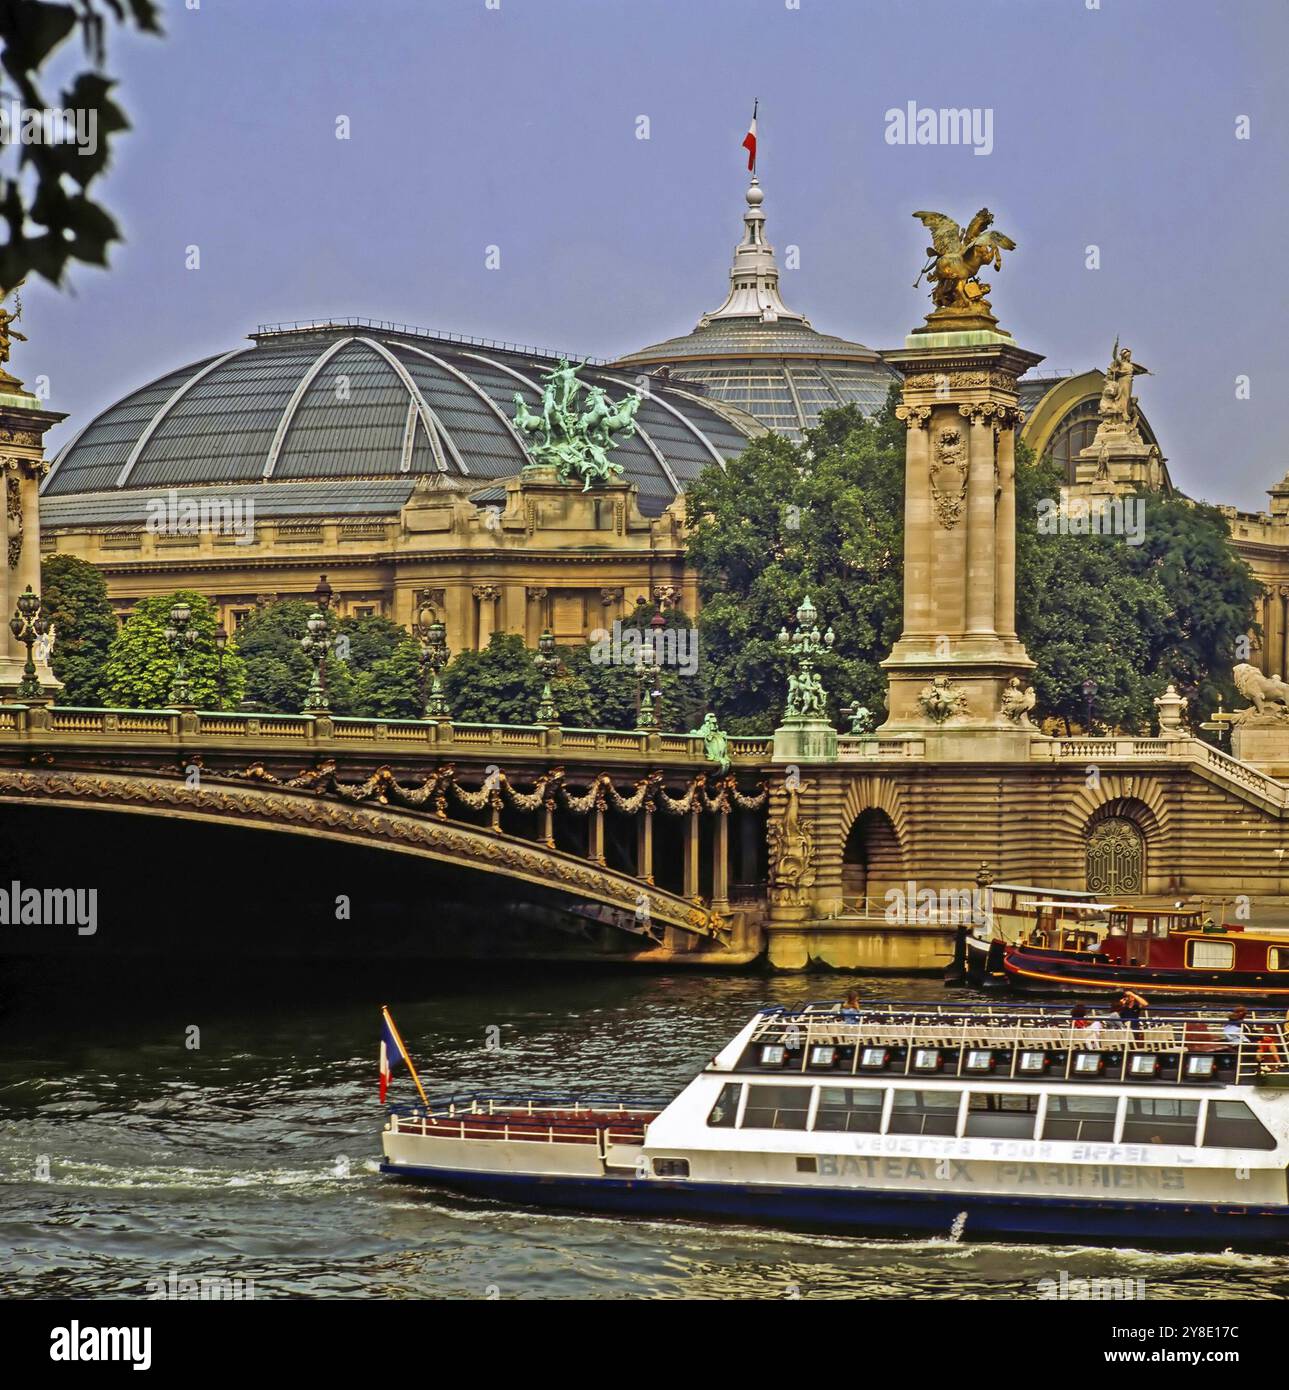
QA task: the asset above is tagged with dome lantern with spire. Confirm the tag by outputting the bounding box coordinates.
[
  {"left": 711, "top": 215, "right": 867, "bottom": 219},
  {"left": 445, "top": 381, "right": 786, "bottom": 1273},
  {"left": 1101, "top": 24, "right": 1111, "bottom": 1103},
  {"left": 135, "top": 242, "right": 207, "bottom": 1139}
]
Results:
[{"left": 613, "top": 172, "right": 895, "bottom": 439}]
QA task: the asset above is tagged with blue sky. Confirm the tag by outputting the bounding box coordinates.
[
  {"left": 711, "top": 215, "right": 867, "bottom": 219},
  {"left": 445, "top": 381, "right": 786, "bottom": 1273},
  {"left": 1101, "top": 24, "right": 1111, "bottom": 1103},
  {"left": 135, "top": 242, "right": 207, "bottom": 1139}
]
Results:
[{"left": 19, "top": 0, "right": 1288, "bottom": 510}]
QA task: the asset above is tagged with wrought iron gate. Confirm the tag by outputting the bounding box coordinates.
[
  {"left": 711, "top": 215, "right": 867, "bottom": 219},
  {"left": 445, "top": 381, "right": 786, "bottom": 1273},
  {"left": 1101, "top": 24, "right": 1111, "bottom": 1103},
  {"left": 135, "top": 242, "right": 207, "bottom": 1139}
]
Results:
[{"left": 1086, "top": 817, "right": 1144, "bottom": 895}]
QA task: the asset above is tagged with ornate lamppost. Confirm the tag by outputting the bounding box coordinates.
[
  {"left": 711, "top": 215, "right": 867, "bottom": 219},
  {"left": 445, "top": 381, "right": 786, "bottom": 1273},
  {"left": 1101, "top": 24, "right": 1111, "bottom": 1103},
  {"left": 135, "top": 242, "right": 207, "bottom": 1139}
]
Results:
[
  {"left": 213, "top": 623, "right": 228, "bottom": 709},
  {"left": 9, "top": 584, "right": 46, "bottom": 703},
  {"left": 1082, "top": 677, "right": 1098, "bottom": 734},
  {"left": 300, "top": 574, "right": 335, "bottom": 714},
  {"left": 534, "top": 628, "right": 560, "bottom": 725},
  {"left": 301, "top": 608, "right": 331, "bottom": 713},
  {"left": 164, "top": 599, "right": 198, "bottom": 708},
  {"left": 416, "top": 597, "right": 451, "bottom": 720},
  {"left": 778, "top": 595, "right": 835, "bottom": 720}
]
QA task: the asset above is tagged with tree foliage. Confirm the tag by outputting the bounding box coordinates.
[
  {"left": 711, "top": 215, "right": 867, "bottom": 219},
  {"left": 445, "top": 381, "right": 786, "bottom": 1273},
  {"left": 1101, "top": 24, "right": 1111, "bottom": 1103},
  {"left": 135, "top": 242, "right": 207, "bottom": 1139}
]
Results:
[
  {"left": 0, "top": 0, "right": 162, "bottom": 287},
  {"left": 685, "top": 396, "right": 904, "bottom": 734},
  {"left": 39, "top": 552, "right": 117, "bottom": 704},
  {"left": 102, "top": 589, "right": 245, "bottom": 709}
]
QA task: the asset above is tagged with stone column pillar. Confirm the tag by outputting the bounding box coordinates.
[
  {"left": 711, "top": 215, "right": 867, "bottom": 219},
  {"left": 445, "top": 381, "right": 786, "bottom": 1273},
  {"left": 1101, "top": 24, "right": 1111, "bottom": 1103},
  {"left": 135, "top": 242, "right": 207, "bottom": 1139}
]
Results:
[
  {"left": 473, "top": 585, "right": 499, "bottom": 650},
  {"left": 896, "top": 405, "right": 932, "bottom": 636},
  {"left": 711, "top": 806, "right": 730, "bottom": 914},
  {"left": 878, "top": 338, "right": 1041, "bottom": 753},
  {"left": 683, "top": 807, "right": 700, "bottom": 900},
  {"left": 964, "top": 406, "right": 997, "bottom": 637},
  {"left": 994, "top": 412, "right": 1019, "bottom": 639},
  {"left": 589, "top": 801, "right": 606, "bottom": 865},
  {"left": 1261, "top": 588, "right": 1274, "bottom": 676},
  {"left": 1281, "top": 587, "right": 1289, "bottom": 683},
  {"left": 636, "top": 805, "right": 654, "bottom": 884},
  {"left": 525, "top": 587, "right": 548, "bottom": 646}
]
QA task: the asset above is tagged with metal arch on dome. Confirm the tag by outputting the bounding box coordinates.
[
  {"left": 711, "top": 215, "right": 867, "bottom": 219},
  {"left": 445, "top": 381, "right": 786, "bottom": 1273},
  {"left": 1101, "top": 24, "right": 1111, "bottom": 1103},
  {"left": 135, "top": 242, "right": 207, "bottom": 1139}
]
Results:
[
  {"left": 590, "top": 367, "right": 728, "bottom": 472},
  {"left": 261, "top": 336, "right": 357, "bottom": 480},
  {"left": 392, "top": 342, "right": 531, "bottom": 465},
  {"left": 780, "top": 363, "right": 808, "bottom": 435},
  {"left": 355, "top": 336, "right": 469, "bottom": 476},
  {"left": 113, "top": 346, "right": 254, "bottom": 489}
]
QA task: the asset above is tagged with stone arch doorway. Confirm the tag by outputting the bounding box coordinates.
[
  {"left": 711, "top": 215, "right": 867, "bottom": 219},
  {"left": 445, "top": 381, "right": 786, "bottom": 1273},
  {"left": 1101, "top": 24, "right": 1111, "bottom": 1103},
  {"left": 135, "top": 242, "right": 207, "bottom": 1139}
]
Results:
[
  {"left": 842, "top": 808, "right": 905, "bottom": 908},
  {"left": 1086, "top": 811, "right": 1146, "bottom": 895}
]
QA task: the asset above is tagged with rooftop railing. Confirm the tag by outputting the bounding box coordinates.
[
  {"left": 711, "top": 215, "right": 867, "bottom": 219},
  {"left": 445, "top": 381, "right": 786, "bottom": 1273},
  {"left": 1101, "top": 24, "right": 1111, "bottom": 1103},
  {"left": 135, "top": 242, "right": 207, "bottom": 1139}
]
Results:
[
  {"left": 252, "top": 318, "right": 609, "bottom": 366},
  {"left": 745, "top": 1002, "right": 1289, "bottom": 1086}
]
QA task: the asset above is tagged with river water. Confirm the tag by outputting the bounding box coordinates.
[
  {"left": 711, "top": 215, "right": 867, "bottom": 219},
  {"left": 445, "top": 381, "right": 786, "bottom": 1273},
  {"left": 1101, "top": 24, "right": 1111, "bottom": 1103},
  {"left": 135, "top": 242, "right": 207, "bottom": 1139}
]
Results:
[{"left": 1, "top": 963, "right": 1285, "bottom": 1300}]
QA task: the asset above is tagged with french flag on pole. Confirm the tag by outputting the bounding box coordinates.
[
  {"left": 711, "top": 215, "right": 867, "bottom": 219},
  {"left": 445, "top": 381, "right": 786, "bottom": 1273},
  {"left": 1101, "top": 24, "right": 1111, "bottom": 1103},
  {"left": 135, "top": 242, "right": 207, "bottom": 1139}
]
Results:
[
  {"left": 742, "top": 100, "right": 758, "bottom": 172},
  {"left": 379, "top": 1005, "right": 414, "bottom": 1104}
]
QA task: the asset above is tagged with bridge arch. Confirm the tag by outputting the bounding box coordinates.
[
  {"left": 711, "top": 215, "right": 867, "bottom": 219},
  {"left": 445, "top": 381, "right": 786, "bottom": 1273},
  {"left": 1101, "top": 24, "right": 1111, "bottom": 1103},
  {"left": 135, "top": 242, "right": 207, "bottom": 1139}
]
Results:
[
  {"left": 838, "top": 778, "right": 909, "bottom": 907},
  {"left": 0, "top": 767, "right": 728, "bottom": 944}
]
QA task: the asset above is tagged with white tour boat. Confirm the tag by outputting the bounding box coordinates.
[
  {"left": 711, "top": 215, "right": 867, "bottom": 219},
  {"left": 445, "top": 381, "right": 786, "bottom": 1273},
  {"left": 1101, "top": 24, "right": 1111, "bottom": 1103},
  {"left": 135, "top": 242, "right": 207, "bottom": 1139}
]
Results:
[{"left": 380, "top": 1000, "right": 1289, "bottom": 1246}]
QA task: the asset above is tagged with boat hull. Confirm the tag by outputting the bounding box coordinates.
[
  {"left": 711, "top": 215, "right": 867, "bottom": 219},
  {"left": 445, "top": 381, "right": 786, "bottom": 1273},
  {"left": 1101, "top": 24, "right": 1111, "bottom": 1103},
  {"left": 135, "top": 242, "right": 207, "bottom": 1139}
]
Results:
[
  {"left": 1001, "top": 949, "right": 1289, "bottom": 1001},
  {"left": 380, "top": 1161, "right": 1289, "bottom": 1249}
]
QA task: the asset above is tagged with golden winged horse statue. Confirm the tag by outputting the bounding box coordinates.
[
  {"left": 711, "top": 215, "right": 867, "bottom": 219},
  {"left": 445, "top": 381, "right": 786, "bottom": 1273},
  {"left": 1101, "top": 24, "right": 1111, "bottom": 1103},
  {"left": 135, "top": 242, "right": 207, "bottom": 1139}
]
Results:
[{"left": 912, "top": 208, "right": 1016, "bottom": 312}]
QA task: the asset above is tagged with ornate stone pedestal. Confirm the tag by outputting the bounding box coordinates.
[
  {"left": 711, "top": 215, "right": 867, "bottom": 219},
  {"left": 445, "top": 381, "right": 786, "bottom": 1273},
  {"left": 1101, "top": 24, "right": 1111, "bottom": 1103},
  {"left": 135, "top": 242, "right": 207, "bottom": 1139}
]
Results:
[
  {"left": 0, "top": 384, "right": 65, "bottom": 699},
  {"left": 877, "top": 323, "right": 1043, "bottom": 760},
  {"left": 1232, "top": 714, "right": 1289, "bottom": 779},
  {"left": 771, "top": 715, "right": 837, "bottom": 764}
]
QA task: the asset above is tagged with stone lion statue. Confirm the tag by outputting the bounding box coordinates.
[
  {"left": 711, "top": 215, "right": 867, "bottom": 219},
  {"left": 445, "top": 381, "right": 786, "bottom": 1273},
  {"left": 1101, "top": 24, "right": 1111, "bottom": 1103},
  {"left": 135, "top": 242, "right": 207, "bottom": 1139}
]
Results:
[{"left": 1233, "top": 662, "right": 1289, "bottom": 715}]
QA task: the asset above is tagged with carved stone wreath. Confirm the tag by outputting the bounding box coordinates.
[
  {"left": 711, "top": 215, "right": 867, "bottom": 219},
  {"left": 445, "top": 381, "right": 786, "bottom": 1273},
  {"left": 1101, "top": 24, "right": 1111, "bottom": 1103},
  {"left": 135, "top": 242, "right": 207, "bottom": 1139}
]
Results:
[{"left": 929, "top": 427, "right": 969, "bottom": 529}]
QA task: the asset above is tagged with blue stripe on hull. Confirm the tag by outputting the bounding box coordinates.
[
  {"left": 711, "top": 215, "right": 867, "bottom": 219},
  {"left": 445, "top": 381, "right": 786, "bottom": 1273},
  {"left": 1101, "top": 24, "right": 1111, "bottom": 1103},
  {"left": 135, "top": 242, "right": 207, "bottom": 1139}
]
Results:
[{"left": 380, "top": 1163, "right": 1289, "bottom": 1247}]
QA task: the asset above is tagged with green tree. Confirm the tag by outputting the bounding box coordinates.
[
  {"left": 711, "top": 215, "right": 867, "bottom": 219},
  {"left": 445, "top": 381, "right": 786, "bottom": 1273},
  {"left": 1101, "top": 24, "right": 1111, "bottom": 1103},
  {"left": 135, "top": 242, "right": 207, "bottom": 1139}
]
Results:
[
  {"left": 39, "top": 553, "right": 117, "bottom": 705},
  {"left": 685, "top": 396, "right": 904, "bottom": 733},
  {"left": 233, "top": 599, "right": 358, "bottom": 713},
  {"left": 0, "top": 1, "right": 162, "bottom": 287},
  {"left": 102, "top": 590, "right": 245, "bottom": 709},
  {"left": 562, "top": 597, "right": 706, "bottom": 732},
  {"left": 350, "top": 638, "right": 424, "bottom": 720},
  {"left": 439, "top": 631, "right": 597, "bottom": 726}
]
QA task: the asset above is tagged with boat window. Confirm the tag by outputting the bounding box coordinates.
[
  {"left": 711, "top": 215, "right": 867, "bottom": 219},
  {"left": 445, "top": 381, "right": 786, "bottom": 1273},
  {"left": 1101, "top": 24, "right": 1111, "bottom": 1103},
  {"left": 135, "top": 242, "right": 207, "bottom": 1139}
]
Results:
[
  {"left": 813, "top": 1086, "right": 885, "bottom": 1133},
  {"left": 1270, "top": 947, "right": 1289, "bottom": 973},
  {"left": 706, "top": 1082, "right": 742, "bottom": 1129},
  {"left": 887, "top": 1090, "right": 961, "bottom": 1137},
  {"left": 1187, "top": 939, "right": 1235, "bottom": 970},
  {"left": 653, "top": 1158, "right": 689, "bottom": 1178},
  {"left": 1202, "top": 1100, "right": 1277, "bottom": 1151},
  {"left": 1120, "top": 1097, "right": 1200, "bottom": 1146},
  {"left": 963, "top": 1092, "right": 1040, "bottom": 1139},
  {"left": 1040, "top": 1093, "right": 1118, "bottom": 1142},
  {"left": 741, "top": 1085, "right": 811, "bottom": 1131}
]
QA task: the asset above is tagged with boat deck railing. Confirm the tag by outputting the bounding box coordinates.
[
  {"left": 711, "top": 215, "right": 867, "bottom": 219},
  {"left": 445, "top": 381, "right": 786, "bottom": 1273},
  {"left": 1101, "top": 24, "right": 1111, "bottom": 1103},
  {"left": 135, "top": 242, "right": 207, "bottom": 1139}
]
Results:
[
  {"left": 387, "top": 1093, "right": 665, "bottom": 1148},
  {"left": 743, "top": 1003, "right": 1289, "bottom": 1085}
]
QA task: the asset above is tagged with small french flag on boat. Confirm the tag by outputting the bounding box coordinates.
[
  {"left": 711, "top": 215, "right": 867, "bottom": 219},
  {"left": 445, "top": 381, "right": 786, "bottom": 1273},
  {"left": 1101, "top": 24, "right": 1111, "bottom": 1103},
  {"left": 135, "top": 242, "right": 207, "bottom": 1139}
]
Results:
[{"left": 380, "top": 1005, "right": 419, "bottom": 1104}]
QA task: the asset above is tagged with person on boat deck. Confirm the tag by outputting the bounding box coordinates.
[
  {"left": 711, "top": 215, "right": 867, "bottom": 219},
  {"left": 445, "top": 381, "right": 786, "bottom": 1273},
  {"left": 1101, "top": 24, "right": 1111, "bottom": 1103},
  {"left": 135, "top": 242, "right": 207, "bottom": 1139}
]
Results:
[
  {"left": 1071, "top": 1004, "right": 1091, "bottom": 1027},
  {"left": 840, "top": 991, "right": 861, "bottom": 1017},
  {"left": 1223, "top": 1007, "right": 1251, "bottom": 1046},
  {"left": 1114, "top": 990, "right": 1148, "bottom": 1022},
  {"left": 1071, "top": 1003, "right": 1103, "bottom": 1047}
]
